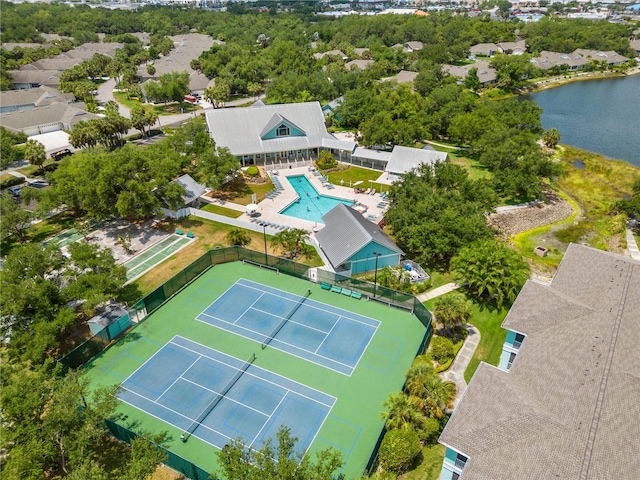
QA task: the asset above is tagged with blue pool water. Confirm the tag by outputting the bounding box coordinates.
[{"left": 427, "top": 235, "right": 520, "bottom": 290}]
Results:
[{"left": 280, "top": 175, "right": 354, "bottom": 224}]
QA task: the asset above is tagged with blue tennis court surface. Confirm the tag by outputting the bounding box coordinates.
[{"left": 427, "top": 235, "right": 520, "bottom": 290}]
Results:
[
  {"left": 119, "top": 336, "right": 335, "bottom": 452},
  {"left": 196, "top": 279, "right": 380, "bottom": 375}
]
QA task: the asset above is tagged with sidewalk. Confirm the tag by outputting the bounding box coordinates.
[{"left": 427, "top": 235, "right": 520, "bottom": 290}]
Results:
[
  {"left": 416, "top": 282, "right": 461, "bottom": 302},
  {"left": 626, "top": 228, "right": 640, "bottom": 261},
  {"left": 439, "top": 325, "right": 481, "bottom": 411}
]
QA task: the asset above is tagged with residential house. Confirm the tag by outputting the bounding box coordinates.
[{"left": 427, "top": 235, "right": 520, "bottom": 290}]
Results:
[
  {"left": 7, "top": 69, "right": 62, "bottom": 89},
  {"left": 316, "top": 203, "right": 404, "bottom": 274},
  {"left": 469, "top": 43, "right": 498, "bottom": 57},
  {"left": 172, "top": 174, "right": 208, "bottom": 208},
  {"left": 496, "top": 40, "right": 527, "bottom": 55},
  {"left": 345, "top": 59, "right": 374, "bottom": 71},
  {"left": 443, "top": 60, "right": 497, "bottom": 87},
  {"left": 382, "top": 70, "right": 418, "bottom": 84},
  {"left": 313, "top": 50, "right": 348, "bottom": 61},
  {"left": 0, "top": 102, "right": 100, "bottom": 135},
  {"left": 530, "top": 49, "right": 629, "bottom": 71},
  {"left": 404, "top": 41, "right": 424, "bottom": 53},
  {"left": 137, "top": 34, "right": 219, "bottom": 94},
  {"left": 438, "top": 244, "right": 640, "bottom": 480},
  {"left": 205, "top": 101, "right": 356, "bottom": 166},
  {"left": 0, "top": 86, "right": 74, "bottom": 113}
]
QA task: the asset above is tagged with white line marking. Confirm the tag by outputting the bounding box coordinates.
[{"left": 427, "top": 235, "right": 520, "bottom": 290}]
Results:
[
  {"left": 249, "top": 391, "right": 289, "bottom": 449},
  {"left": 155, "top": 354, "right": 202, "bottom": 401}
]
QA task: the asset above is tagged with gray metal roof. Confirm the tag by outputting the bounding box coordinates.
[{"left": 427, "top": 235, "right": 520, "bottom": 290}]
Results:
[
  {"left": 174, "top": 174, "right": 206, "bottom": 205},
  {"left": 206, "top": 102, "right": 349, "bottom": 156},
  {"left": 321, "top": 137, "right": 356, "bottom": 152},
  {"left": 385, "top": 145, "right": 448, "bottom": 175},
  {"left": 439, "top": 244, "right": 640, "bottom": 480},
  {"left": 352, "top": 147, "right": 392, "bottom": 162},
  {"left": 316, "top": 203, "right": 403, "bottom": 268}
]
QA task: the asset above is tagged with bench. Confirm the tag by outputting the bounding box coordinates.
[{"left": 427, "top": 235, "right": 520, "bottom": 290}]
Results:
[
  {"left": 175, "top": 229, "right": 183, "bottom": 235},
  {"left": 321, "top": 282, "right": 332, "bottom": 290},
  {"left": 331, "top": 285, "right": 342, "bottom": 293},
  {"left": 350, "top": 291, "right": 362, "bottom": 300},
  {"left": 341, "top": 288, "right": 352, "bottom": 296},
  {"left": 186, "top": 232, "right": 195, "bottom": 238}
]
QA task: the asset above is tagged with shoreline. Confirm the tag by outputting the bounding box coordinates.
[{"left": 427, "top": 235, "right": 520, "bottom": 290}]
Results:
[{"left": 526, "top": 67, "right": 640, "bottom": 93}]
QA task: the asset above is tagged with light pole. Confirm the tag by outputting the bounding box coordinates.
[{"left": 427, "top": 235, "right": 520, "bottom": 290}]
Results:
[
  {"left": 263, "top": 223, "right": 268, "bottom": 266},
  {"left": 372, "top": 252, "right": 381, "bottom": 298}
]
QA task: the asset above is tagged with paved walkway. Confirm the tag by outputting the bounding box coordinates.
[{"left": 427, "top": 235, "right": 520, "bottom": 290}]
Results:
[
  {"left": 626, "top": 228, "right": 640, "bottom": 261},
  {"left": 416, "top": 282, "right": 461, "bottom": 302},
  {"left": 440, "top": 325, "right": 481, "bottom": 411}
]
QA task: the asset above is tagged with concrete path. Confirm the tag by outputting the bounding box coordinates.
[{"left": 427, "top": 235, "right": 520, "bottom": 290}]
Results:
[
  {"left": 440, "top": 325, "right": 481, "bottom": 411},
  {"left": 416, "top": 282, "right": 461, "bottom": 302},
  {"left": 626, "top": 228, "right": 640, "bottom": 261}
]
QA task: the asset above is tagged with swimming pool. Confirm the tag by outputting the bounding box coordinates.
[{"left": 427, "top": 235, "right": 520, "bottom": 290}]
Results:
[{"left": 280, "top": 175, "right": 354, "bottom": 224}]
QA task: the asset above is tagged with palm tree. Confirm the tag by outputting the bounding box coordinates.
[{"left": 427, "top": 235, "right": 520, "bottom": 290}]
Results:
[
  {"left": 433, "top": 293, "right": 472, "bottom": 334},
  {"left": 226, "top": 228, "right": 251, "bottom": 247},
  {"left": 380, "top": 392, "right": 425, "bottom": 432},
  {"left": 421, "top": 376, "right": 457, "bottom": 419},
  {"left": 270, "top": 228, "right": 310, "bottom": 259}
]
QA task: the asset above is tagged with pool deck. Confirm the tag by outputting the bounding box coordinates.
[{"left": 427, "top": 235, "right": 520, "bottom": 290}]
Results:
[{"left": 234, "top": 166, "right": 390, "bottom": 232}]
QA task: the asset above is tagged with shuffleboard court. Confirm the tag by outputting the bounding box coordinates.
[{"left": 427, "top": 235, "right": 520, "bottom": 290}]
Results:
[
  {"left": 119, "top": 336, "right": 335, "bottom": 453},
  {"left": 196, "top": 278, "right": 380, "bottom": 375},
  {"left": 124, "top": 235, "right": 192, "bottom": 281}
]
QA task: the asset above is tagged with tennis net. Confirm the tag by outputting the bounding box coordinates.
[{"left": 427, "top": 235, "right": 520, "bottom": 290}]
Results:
[
  {"left": 261, "top": 290, "right": 311, "bottom": 350},
  {"left": 184, "top": 353, "right": 256, "bottom": 438}
]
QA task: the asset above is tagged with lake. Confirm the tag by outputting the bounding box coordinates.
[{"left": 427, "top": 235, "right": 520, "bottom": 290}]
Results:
[{"left": 525, "top": 74, "right": 640, "bottom": 167}]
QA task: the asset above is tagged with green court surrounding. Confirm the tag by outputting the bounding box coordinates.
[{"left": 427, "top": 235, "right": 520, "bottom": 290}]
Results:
[
  {"left": 84, "top": 262, "right": 427, "bottom": 479},
  {"left": 42, "top": 227, "right": 84, "bottom": 247},
  {"left": 124, "top": 235, "right": 192, "bottom": 281}
]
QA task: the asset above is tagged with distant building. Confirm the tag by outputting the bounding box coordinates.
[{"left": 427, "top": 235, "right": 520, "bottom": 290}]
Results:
[{"left": 438, "top": 244, "right": 640, "bottom": 480}]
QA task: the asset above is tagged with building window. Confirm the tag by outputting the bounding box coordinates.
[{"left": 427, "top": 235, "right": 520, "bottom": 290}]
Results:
[
  {"left": 514, "top": 333, "right": 525, "bottom": 349},
  {"left": 276, "top": 124, "right": 290, "bottom": 137},
  {"left": 507, "top": 352, "right": 517, "bottom": 370}
]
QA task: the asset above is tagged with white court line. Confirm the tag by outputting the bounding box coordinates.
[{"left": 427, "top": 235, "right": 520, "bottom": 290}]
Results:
[
  {"left": 194, "top": 313, "right": 355, "bottom": 374},
  {"left": 120, "top": 335, "right": 191, "bottom": 384},
  {"left": 251, "top": 306, "right": 334, "bottom": 335},
  {"left": 249, "top": 391, "right": 289, "bottom": 450},
  {"left": 237, "top": 279, "right": 380, "bottom": 328},
  {"left": 314, "top": 316, "right": 342, "bottom": 354},
  {"left": 171, "top": 337, "right": 336, "bottom": 407},
  {"left": 180, "top": 376, "right": 270, "bottom": 417},
  {"left": 154, "top": 354, "right": 202, "bottom": 401}
]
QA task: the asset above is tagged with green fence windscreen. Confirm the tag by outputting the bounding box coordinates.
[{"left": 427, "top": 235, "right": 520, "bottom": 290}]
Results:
[{"left": 105, "top": 420, "right": 212, "bottom": 480}]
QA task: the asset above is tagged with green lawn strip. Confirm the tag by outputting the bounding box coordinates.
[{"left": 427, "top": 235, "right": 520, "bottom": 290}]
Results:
[
  {"left": 324, "top": 165, "right": 384, "bottom": 189},
  {"left": 425, "top": 293, "right": 508, "bottom": 383},
  {"left": 401, "top": 443, "right": 445, "bottom": 480},
  {"left": 84, "top": 262, "right": 426, "bottom": 479},
  {"left": 200, "top": 203, "right": 243, "bottom": 218},
  {"left": 112, "top": 91, "right": 143, "bottom": 110},
  {"left": 426, "top": 270, "right": 454, "bottom": 290}
]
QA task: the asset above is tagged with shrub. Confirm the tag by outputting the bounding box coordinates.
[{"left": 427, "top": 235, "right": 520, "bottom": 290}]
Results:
[
  {"left": 421, "top": 416, "right": 442, "bottom": 444},
  {"left": 245, "top": 165, "right": 259, "bottom": 177},
  {"left": 430, "top": 336, "right": 454, "bottom": 365},
  {"left": 378, "top": 430, "right": 422, "bottom": 474}
]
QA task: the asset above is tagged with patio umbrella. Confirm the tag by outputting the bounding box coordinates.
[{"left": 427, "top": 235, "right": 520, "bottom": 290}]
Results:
[{"left": 246, "top": 203, "right": 259, "bottom": 215}]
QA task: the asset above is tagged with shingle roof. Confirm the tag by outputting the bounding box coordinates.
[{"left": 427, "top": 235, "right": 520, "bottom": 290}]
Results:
[
  {"left": 0, "top": 102, "right": 100, "bottom": 132},
  {"left": 385, "top": 145, "right": 447, "bottom": 175},
  {"left": 0, "top": 86, "right": 73, "bottom": 109},
  {"left": 439, "top": 244, "right": 640, "bottom": 480},
  {"left": 206, "top": 102, "right": 350, "bottom": 156},
  {"left": 345, "top": 59, "right": 374, "bottom": 70},
  {"left": 8, "top": 69, "right": 61, "bottom": 87},
  {"left": 316, "top": 203, "right": 403, "bottom": 267}
]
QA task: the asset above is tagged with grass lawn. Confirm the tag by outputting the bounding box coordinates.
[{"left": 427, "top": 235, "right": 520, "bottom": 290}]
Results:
[
  {"left": 425, "top": 292, "right": 508, "bottom": 383},
  {"left": 1, "top": 210, "right": 79, "bottom": 256},
  {"left": 113, "top": 91, "right": 143, "bottom": 110},
  {"left": 113, "top": 92, "right": 200, "bottom": 116},
  {"left": 400, "top": 443, "right": 445, "bottom": 480},
  {"left": 324, "top": 165, "right": 386, "bottom": 190},
  {"left": 229, "top": 179, "right": 274, "bottom": 205},
  {"left": 131, "top": 216, "right": 323, "bottom": 296},
  {"left": 448, "top": 154, "right": 493, "bottom": 181},
  {"left": 426, "top": 270, "right": 454, "bottom": 290},
  {"left": 200, "top": 203, "right": 243, "bottom": 218}
]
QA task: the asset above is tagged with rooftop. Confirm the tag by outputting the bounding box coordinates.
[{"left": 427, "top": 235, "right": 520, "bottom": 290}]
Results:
[{"left": 439, "top": 244, "right": 640, "bottom": 479}]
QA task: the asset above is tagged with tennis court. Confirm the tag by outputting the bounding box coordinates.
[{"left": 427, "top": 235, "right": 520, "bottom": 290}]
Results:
[
  {"left": 124, "top": 235, "right": 193, "bottom": 281},
  {"left": 196, "top": 279, "right": 379, "bottom": 376},
  {"left": 119, "top": 336, "right": 334, "bottom": 452},
  {"left": 85, "top": 261, "right": 427, "bottom": 479}
]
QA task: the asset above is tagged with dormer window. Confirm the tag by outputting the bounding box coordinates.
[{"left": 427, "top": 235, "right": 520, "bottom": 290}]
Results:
[{"left": 276, "top": 124, "right": 290, "bottom": 137}]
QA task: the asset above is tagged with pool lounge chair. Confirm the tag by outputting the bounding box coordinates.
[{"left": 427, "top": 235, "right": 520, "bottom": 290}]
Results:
[{"left": 370, "top": 188, "right": 376, "bottom": 195}]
